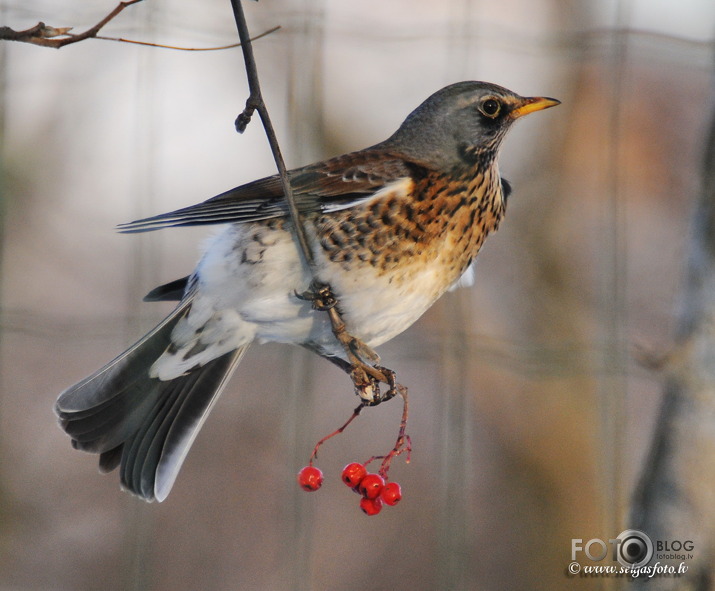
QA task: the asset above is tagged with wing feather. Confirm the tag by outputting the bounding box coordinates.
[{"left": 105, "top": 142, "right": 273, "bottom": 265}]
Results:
[{"left": 118, "top": 149, "right": 420, "bottom": 233}]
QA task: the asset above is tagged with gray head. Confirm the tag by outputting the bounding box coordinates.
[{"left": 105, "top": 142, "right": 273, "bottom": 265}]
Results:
[{"left": 383, "top": 81, "right": 560, "bottom": 171}]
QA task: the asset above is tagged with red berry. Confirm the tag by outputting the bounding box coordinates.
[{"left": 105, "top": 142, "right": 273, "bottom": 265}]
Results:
[
  {"left": 359, "top": 496, "right": 383, "bottom": 516},
  {"left": 341, "top": 462, "right": 368, "bottom": 488},
  {"left": 297, "top": 465, "right": 323, "bottom": 492},
  {"left": 358, "top": 473, "right": 385, "bottom": 500},
  {"left": 380, "top": 482, "right": 402, "bottom": 506}
]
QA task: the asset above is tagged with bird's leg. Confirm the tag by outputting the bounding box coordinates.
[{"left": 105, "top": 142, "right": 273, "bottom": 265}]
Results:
[
  {"left": 297, "top": 281, "right": 403, "bottom": 404},
  {"left": 297, "top": 281, "right": 380, "bottom": 365}
]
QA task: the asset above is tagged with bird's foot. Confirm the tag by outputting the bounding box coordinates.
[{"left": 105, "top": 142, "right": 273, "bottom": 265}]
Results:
[
  {"left": 296, "top": 281, "right": 339, "bottom": 312},
  {"left": 349, "top": 364, "right": 404, "bottom": 406}
]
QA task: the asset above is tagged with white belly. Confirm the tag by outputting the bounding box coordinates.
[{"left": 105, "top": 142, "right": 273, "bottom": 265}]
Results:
[{"left": 151, "top": 221, "right": 445, "bottom": 380}]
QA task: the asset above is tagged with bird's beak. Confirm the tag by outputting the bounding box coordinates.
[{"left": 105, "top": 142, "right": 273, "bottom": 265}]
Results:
[{"left": 510, "top": 96, "right": 561, "bottom": 119}]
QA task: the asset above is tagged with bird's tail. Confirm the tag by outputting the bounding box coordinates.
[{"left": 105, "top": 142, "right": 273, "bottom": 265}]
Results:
[{"left": 55, "top": 298, "right": 248, "bottom": 502}]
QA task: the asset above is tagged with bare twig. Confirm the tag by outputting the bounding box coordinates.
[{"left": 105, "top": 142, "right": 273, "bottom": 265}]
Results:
[
  {"left": 0, "top": 3, "right": 280, "bottom": 52},
  {"left": 0, "top": 0, "right": 144, "bottom": 48},
  {"left": 229, "top": 0, "right": 315, "bottom": 270},
  {"left": 95, "top": 25, "right": 281, "bottom": 51}
]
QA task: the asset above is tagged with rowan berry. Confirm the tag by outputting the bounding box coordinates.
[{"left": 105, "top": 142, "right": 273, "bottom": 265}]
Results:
[
  {"left": 359, "top": 496, "right": 383, "bottom": 516},
  {"left": 380, "top": 482, "right": 402, "bottom": 506},
  {"left": 341, "top": 462, "right": 368, "bottom": 488},
  {"left": 357, "top": 473, "right": 385, "bottom": 500},
  {"left": 297, "top": 465, "right": 323, "bottom": 492}
]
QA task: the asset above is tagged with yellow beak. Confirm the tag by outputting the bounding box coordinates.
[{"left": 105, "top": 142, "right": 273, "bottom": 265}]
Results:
[{"left": 510, "top": 96, "right": 561, "bottom": 119}]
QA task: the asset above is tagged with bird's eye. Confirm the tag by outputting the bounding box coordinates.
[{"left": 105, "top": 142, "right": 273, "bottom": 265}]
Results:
[{"left": 479, "top": 98, "right": 501, "bottom": 118}]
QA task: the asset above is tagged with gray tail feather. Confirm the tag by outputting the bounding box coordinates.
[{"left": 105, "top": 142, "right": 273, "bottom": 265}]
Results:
[{"left": 55, "top": 299, "right": 248, "bottom": 502}]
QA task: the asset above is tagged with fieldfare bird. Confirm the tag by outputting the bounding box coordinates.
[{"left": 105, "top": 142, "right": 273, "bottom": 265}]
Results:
[{"left": 55, "top": 81, "right": 560, "bottom": 501}]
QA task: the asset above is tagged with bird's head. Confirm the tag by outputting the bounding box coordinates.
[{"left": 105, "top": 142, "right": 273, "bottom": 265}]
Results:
[{"left": 385, "top": 81, "right": 560, "bottom": 171}]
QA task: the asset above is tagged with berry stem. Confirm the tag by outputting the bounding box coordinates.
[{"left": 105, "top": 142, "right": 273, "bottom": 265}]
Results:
[
  {"left": 362, "top": 387, "right": 411, "bottom": 479},
  {"left": 309, "top": 403, "right": 366, "bottom": 464}
]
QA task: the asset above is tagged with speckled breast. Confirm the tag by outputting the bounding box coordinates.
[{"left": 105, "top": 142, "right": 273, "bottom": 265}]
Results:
[{"left": 315, "top": 165, "right": 505, "bottom": 293}]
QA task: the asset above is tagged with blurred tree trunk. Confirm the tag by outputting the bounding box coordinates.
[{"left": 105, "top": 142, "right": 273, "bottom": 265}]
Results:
[{"left": 630, "top": 82, "right": 715, "bottom": 590}]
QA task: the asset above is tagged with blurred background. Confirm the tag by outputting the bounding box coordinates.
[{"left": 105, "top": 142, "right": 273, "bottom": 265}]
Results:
[{"left": 1, "top": 0, "right": 714, "bottom": 589}]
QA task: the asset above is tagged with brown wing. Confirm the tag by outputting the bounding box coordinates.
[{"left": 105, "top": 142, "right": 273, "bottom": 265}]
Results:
[{"left": 117, "top": 148, "right": 420, "bottom": 233}]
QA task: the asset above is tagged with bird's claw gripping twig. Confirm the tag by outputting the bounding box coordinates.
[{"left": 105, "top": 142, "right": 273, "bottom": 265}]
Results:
[
  {"left": 296, "top": 282, "right": 339, "bottom": 312},
  {"left": 353, "top": 365, "right": 403, "bottom": 406}
]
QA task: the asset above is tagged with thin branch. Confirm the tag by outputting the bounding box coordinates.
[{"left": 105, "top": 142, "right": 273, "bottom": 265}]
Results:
[
  {"left": 0, "top": 4, "right": 280, "bottom": 52},
  {"left": 95, "top": 25, "right": 281, "bottom": 51},
  {"left": 0, "top": 0, "right": 144, "bottom": 48},
  {"left": 229, "top": 0, "right": 315, "bottom": 270}
]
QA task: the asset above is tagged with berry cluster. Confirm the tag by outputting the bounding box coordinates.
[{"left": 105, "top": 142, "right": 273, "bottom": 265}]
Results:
[
  {"left": 297, "top": 462, "right": 402, "bottom": 516},
  {"left": 296, "top": 389, "right": 410, "bottom": 515},
  {"left": 343, "top": 462, "right": 402, "bottom": 516}
]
